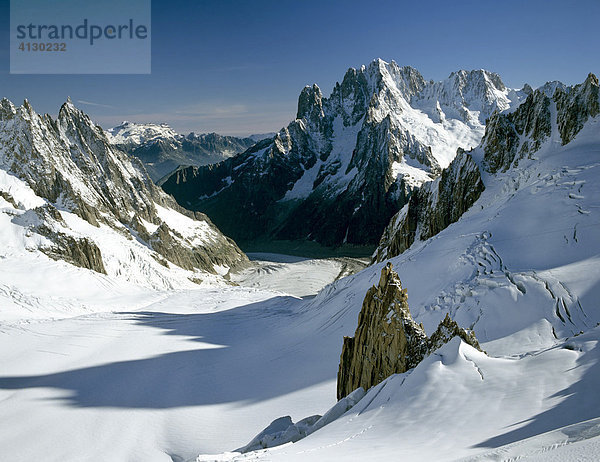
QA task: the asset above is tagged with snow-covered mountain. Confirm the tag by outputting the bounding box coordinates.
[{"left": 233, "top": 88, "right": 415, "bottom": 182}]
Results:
[
  {"left": 374, "top": 72, "right": 599, "bottom": 262},
  {"left": 0, "top": 98, "right": 247, "bottom": 294},
  {"left": 162, "top": 59, "right": 527, "bottom": 248},
  {"left": 107, "top": 121, "right": 260, "bottom": 182}
]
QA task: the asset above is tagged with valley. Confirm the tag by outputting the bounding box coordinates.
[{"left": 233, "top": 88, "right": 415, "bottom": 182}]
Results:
[{"left": 0, "top": 61, "right": 599, "bottom": 462}]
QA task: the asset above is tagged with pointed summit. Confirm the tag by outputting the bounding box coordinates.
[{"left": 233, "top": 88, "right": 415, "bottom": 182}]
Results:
[{"left": 297, "top": 84, "right": 323, "bottom": 121}]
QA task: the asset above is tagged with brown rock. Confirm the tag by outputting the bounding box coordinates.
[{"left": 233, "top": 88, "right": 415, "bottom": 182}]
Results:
[
  {"left": 337, "top": 262, "right": 428, "bottom": 400},
  {"left": 337, "top": 263, "right": 483, "bottom": 400}
]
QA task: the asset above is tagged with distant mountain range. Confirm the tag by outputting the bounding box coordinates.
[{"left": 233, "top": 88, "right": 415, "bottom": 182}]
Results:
[
  {"left": 161, "top": 59, "right": 529, "bottom": 250},
  {"left": 107, "top": 121, "right": 273, "bottom": 182}
]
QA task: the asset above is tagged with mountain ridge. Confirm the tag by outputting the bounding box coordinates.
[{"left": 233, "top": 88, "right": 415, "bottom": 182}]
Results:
[
  {"left": 373, "top": 72, "right": 600, "bottom": 262},
  {"left": 161, "top": 59, "right": 527, "bottom": 249},
  {"left": 0, "top": 97, "right": 247, "bottom": 288}
]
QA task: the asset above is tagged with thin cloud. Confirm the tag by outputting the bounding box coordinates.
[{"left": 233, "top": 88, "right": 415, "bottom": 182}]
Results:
[{"left": 77, "top": 100, "right": 115, "bottom": 109}]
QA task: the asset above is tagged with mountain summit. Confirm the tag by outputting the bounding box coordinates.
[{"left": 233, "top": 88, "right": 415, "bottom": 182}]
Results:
[{"left": 162, "top": 59, "right": 526, "bottom": 249}]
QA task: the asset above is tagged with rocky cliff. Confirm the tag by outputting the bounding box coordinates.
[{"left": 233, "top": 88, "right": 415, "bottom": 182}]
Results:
[
  {"left": 0, "top": 98, "right": 247, "bottom": 282},
  {"left": 337, "top": 263, "right": 482, "bottom": 400},
  {"left": 373, "top": 150, "right": 484, "bottom": 262},
  {"left": 162, "top": 59, "right": 524, "bottom": 248}
]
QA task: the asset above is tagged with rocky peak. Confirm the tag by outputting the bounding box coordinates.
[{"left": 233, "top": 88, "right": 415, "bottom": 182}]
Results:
[
  {"left": 297, "top": 84, "right": 325, "bottom": 124},
  {"left": 538, "top": 80, "right": 567, "bottom": 98},
  {"left": 337, "top": 262, "right": 428, "bottom": 400},
  {"left": 429, "top": 313, "right": 482, "bottom": 352},
  {"left": 374, "top": 74, "right": 598, "bottom": 265},
  {"left": 0, "top": 98, "right": 16, "bottom": 120},
  {"left": 521, "top": 83, "right": 534, "bottom": 96},
  {"left": 555, "top": 72, "right": 599, "bottom": 144},
  {"left": 326, "top": 60, "right": 426, "bottom": 128},
  {"left": 450, "top": 69, "right": 506, "bottom": 93},
  {"left": 330, "top": 67, "right": 371, "bottom": 126},
  {"left": 162, "top": 60, "right": 521, "bottom": 249},
  {"left": 387, "top": 62, "right": 427, "bottom": 100},
  {"left": 482, "top": 88, "right": 553, "bottom": 173},
  {"left": 416, "top": 69, "right": 513, "bottom": 125},
  {"left": 337, "top": 263, "right": 482, "bottom": 400}
]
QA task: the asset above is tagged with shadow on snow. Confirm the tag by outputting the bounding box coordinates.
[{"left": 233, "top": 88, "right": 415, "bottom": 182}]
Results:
[{"left": 0, "top": 294, "right": 342, "bottom": 409}]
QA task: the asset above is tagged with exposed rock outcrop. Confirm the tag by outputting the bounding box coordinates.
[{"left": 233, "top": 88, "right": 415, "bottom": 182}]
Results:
[
  {"left": 40, "top": 232, "right": 107, "bottom": 274},
  {"left": 555, "top": 73, "right": 599, "bottom": 145},
  {"left": 373, "top": 150, "right": 484, "bottom": 262},
  {"left": 483, "top": 90, "right": 552, "bottom": 173},
  {"left": 428, "top": 313, "right": 482, "bottom": 352},
  {"left": 10, "top": 204, "right": 107, "bottom": 274},
  {"left": 483, "top": 72, "right": 599, "bottom": 172},
  {"left": 337, "top": 263, "right": 482, "bottom": 400}
]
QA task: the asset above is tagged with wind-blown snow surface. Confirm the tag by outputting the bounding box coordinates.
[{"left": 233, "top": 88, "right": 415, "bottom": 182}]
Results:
[{"left": 1, "top": 119, "right": 600, "bottom": 462}]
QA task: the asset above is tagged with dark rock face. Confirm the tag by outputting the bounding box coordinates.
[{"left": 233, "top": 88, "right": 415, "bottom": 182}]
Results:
[
  {"left": 428, "top": 313, "right": 482, "bottom": 353},
  {"left": 483, "top": 90, "right": 552, "bottom": 173},
  {"left": 12, "top": 204, "right": 107, "bottom": 274},
  {"left": 373, "top": 151, "right": 484, "bottom": 262},
  {"left": 555, "top": 73, "right": 599, "bottom": 145},
  {"left": 162, "top": 60, "right": 513, "bottom": 248},
  {"left": 483, "top": 72, "right": 599, "bottom": 172},
  {"left": 337, "top": 263, "right": 481, "bottom": 400},
  {"left": 0, "top": 98, "right": 247, "bottom": 275},
  {"left": 41, "top": 232, "right": 107, "bottom": 274}
]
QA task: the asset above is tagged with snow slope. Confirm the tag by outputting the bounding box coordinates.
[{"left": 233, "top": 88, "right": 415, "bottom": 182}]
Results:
[{"left": 192, "top": 96, "right": 600, "bottom": 459}]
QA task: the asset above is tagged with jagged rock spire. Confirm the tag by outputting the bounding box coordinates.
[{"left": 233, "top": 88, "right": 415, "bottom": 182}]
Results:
[{"left": 337, "top": 263, "right": 482, "bottom": 400}]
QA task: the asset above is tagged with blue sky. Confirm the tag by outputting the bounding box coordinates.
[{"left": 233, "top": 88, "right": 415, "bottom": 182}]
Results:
[{"left": 1, "top": 0, "right": 598, "bottom": 135}]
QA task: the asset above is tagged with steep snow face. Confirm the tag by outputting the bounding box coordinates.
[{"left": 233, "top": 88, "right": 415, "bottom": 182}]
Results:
[
  {"left": 163, "top": 59, "right": 526, "bottom": 247},
  {"left": 0, "top": 98, "right": 247, "bottom": 292},
  {"left": 108, "top": 122, "right": 259, "bottom": 181}
]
